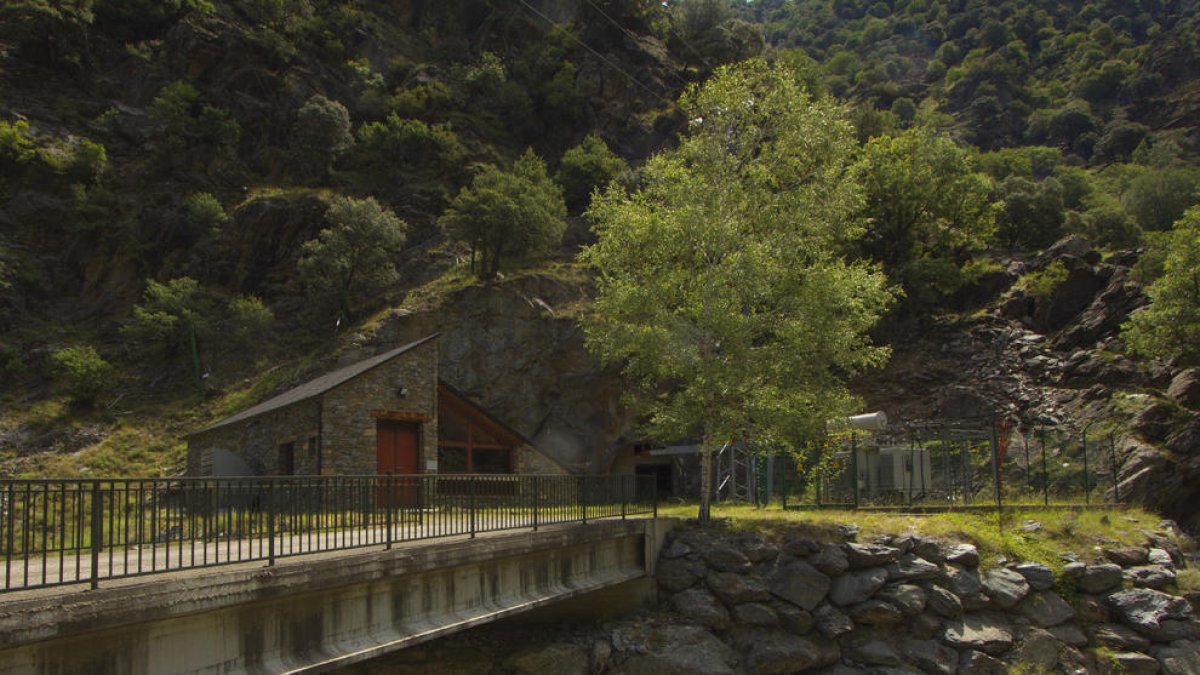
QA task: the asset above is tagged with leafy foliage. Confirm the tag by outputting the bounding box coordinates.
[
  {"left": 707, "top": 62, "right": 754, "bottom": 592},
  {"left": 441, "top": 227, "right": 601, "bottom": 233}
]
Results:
[
  {"left": 290, "top": 94, "right": 353, "bottom": 180},
  {"left": 297, "top": 196, "right": 408, "bottom": 319},
  {"left": 440, "top": 149, "right": 567, "bottom": 279},
  {"left": 556, "top": 134, "right": 628, "bottom": 211},
  {"left": 50, "top": 344, "right": 112, "bottom": 405},
  {"left": 124, "top": 277, "right": 212, "bottom": 356},
  {"left": 1123, "top": 207, "right": 1200, "bottom": 364},
  {"left": 856, "top": 127, "right": 996, "bottom": 309},
  {"left": 583, "top": 59, "right": 894, "bottom": 523}
]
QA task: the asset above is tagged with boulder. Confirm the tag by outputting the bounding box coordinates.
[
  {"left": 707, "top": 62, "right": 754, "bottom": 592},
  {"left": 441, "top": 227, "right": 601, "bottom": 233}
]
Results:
[
  {"left": 1148, "top": 548, "right": 1175, "bottom": 568},
  {"left": 742, "top": 538, "right": 779, "bottom": 564},
  {"left": 505, "top": 644, "right": 589, "bottom": 675},
  {"left": 662, "top": 539, "right": 691, "bottom": 559},
  {"left": 845, "top": 637, "right": 902, "bottom": 666},
  {"left": 926, "top": 584, "right": 964, "bottom": 618},
  {"left": 886, "top": 554, "right": 941, "bottom": 581},
  {"left": 982, "top": 567, "right": 1030, "bottom": 608},
  {"left": 814, "top": 603, "right": 854, "bottom": 639},
  {"left": 912, "top": 538, "right": 945, "bottom": 564},
  {"left": 1132, "top": 402, "right": 1176, "bottom": 443},
  {"left": 908, "top": 613, "right": 944, "bottom": 640},
  {"left": 703, "top": 543, "right": 752, "bottom": 573},
  {"left": 657, "top": 558, "right": 703, "bottom": 593},
  {"left": 1047, "top": 623, "right": 1089, "bottom": 647},
  {"left": 830, "top": 567, "right": 888, "bottom": 606},
  {"left": 770, "top": 600, "right": 814, "bottom": 635},
  {"left": 1009, "top": 627, "right": 1062, "bottom": 671},
  {"left": 876, "top": 583, "right": 926, "bottom": 616},
  {"left": 809, "top": 544, "right": 849, "bottom": 576},
  {"left": 957, "top": 649, "right": 1007, "bottom": 675},
  {"left": 1053, "top": 266, "right": 1147, "bottom": 350},
  {"left": 736, "top": 630, "right": 839, "bottom": 674},
  {"left": 768, "top": 560, "right": 831, "bottom": 611},
  {"left": 1060, "top": 562, "right": 1087, "bottom": 583},
  {"left": 1108, "top": 588, "right": 1196, "bottom": 641},
  {"left": 1097, "top": 652, "right": 1161, "bottom": 675},
  {"left": 1105, "top": 547, "right": 1149, "bottom": 567},
  {"left": 1076, "top": 594, "right": 1113, "bottom": 624},
  {"left": 615, "top": 625, "right": 737, "bottom": 675},
  {"left": 1019, "top": 591, "right": 1075, "bottom": 628},
  {"left": 847, "top": 599, "right": 904, "bottom": 625},
  {"left": 707, "top": 572, "right": 770, "bottom": 605},
  {"left": 671, "top": 588, "right": 730, "bottom": 630},
  {"left": 844, "top": 543, "right": 900, "bottom": 568},
  {"left": 1125, "top": 564, "right": 1177, "bottom": 590},
  {"left": 1155, "top": 639, "right": 1200, "bottom": 675},
  {"left": 1013, "top": 562, "right": 1056, "bottom": 591},
  {"left": 781, "top": 535, "right": 820, "bottom": 556},
  {"left": 1078, "top": 563, "right": 1124, "bottom": 593},
  {"left": 942, "top": 613, "right": 1015, "bottom": 655},
  {"left": 900, "top": 639, "right": 957, "bottom": 675},
  {"left": 1091, "top": 623, "right": 1152, "bottom": 651},
  {"left": 1168, "top": 368, "right": 1200, "bottom": 410},
  {"left": 732, "top": 602, "right": 779, "bottom": 627},
  {"left": 942, "top": 564, "right": 987, "bottom": 609}
]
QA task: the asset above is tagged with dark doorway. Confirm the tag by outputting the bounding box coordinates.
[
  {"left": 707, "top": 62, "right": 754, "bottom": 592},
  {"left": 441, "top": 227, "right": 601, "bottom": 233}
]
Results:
[
  {"left": 636, "top": 464, "right": 673, "bottom": 498},
  {"left": 278, "top": 442, "right": 295, "bottom": 476}
]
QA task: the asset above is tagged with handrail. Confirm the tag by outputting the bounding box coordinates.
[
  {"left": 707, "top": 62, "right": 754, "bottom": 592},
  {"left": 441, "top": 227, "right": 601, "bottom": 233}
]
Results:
[{"left": 0, "top": 474, "right": 657, "bottom": 593}]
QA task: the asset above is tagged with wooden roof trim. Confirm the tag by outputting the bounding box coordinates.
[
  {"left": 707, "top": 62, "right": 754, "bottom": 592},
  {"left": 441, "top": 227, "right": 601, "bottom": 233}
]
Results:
[{"left": 436, "top": 380, "right": 533, "bottom": 447}]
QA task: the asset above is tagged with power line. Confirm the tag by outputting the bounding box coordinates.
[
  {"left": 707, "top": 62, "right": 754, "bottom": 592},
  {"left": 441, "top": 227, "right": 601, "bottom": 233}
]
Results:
[
  {"left": 582, "top": 0, "right": 693, "bottom": 90},
  {"left": 513, "top": 0, "right": 673, "bottom": 106}
]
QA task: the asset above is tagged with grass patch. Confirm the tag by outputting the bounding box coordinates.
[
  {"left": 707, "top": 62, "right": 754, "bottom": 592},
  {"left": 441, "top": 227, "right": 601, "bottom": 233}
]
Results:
[
  {"left": 657, "top": 503, "right": 1170, "bottom": 569},
  {"left": 1177, "top": 567, "right": 1200, "bottom": 593}
]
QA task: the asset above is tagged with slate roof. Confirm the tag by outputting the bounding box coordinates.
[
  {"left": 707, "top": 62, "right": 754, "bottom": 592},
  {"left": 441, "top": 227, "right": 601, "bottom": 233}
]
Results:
[{"left": 193, "top": 334, "right": 439, "bottom": 435}]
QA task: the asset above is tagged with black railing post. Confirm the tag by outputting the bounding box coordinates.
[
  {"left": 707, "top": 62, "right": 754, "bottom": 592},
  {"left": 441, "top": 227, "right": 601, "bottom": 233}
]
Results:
[
  {"left": 90, "top": 481, "right": 102, "bottom": 589},
  {"left": 1041, "top": 429, "right": 1049, "bottom": 506},
  {"left": 532, "top": 476, "right": 539, "bottom": 532},
  {"left": 267, "top": 481, "right": 276, "bottom": 566},
  {"left": 621, "top": 476, "right": 627, "bottom": 521},
  {"left": 580, "top": 476, "right": 588, "bottom": 524},
  {"left": 469, "top": 475, "right": 477, "bottom": 539},
  {"left": 851, "top": 433, "right": 859, "bottom": 509},
  {"left": 385, "top": 475, "right": 393, "bottom": 550},
  {"left": 652, "top": 476, "right": 658, "bottom": 518},
  {"left": 1082, "top": 426, "right": 1091, "bottom": 506}
]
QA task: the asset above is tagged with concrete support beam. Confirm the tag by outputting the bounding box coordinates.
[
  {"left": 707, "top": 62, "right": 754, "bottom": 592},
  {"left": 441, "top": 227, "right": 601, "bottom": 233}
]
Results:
[{"left": 0, "top": 519, "right": 675, "bottom": 674}]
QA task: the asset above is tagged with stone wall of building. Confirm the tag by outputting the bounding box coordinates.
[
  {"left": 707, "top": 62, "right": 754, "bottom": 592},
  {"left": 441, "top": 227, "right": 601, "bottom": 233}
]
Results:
[
  {"left": 187, "top": 400, "right": 321, "bottom": 476},
  {"left": 516, "top": 443, "right": 569, "bottom": 475},
  {"left": 321, "top": 338, "right": 439, "bottom": 474}
]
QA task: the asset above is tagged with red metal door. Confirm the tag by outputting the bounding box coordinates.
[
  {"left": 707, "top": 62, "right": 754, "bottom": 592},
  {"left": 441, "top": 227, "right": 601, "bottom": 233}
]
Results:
[{"left": 376, "top": 421, "right": 419, "bottom": 506}]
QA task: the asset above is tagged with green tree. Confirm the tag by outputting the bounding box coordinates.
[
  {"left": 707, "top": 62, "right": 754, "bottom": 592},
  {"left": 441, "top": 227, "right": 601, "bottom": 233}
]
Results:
[
  {"left": 183, "top": 192, "right": 227, "bottom": 230},
  {"left": 556, "top": 134, "right": 628, "bottom": 211},
  {"left": 298, "top": 196, "right": 408, "bottom": 319},
  {"left": 49, "top": 344, "right": 111, "bottom": 405},
  {"left": 0, "top": 0, "right": 95, "bottom": 68},
  {"left": 225, "top": 294, "right": 274, "bottom": 355},
  {"left": 440, "top": 149, "right": 567, "bottom": 279},
  {"left": 582, "top": 60, "right": 894, "bottom": 524},
  {"left": 1123, "top": 206, "right": 1200, "bottom": 364},
  {"left": 856, "top": 127, "right": 996, "bottom": 309},
  {"left": 290, "top": 94, "right": 353, "bottom": 180},
  {"left": 1121, "top": 168, "right": 1200, "bottom": 232},
  {"left": 124, "top": 277, "right": 212, "bottom": 387}
]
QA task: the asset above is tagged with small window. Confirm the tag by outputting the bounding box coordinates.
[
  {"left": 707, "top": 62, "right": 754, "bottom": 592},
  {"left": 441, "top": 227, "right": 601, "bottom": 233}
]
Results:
[
  {"left": 472, "top": 448, "right": 511, "bottom": 474},
  {"left": 439, "top": 447, "right": 468, "bottom": 473}
]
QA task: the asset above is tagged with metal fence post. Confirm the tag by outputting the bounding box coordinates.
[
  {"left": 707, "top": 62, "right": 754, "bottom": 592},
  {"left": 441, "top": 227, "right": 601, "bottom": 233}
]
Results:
[
  {"left": 469, "top": 475, "right": 477, "bottom": 539},
  {"left": 532, "top": 476, "right": 539, "bottom": 532},
  {"left": 652, "top": 477, "right": 658, "bottom": 519},
  {"left": 581, "top": 476, "right": 588, "bottom": 524},
  {"left": 621, "top": 475, "right": 627, "bottom": 521},
  {"left": 385, "top": 476, "right": 393, "bottom": 550},
  {"left": 1040, "top": 429, "right": 1049, "bottom": 506},
  {"left": 267, "top": 481, "right": 276, "bottom": 566},
  {"left": 90, "top": 481, "right": 102, "bottom": 589},
  {"left": 851, "top": 433, "right": 859, "bottom": 509}
]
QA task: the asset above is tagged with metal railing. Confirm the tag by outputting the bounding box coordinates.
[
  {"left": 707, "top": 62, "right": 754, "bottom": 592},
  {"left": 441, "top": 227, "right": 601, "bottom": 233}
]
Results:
[{"left": 0, "top": 474, "right": 657, "bottom": 593}]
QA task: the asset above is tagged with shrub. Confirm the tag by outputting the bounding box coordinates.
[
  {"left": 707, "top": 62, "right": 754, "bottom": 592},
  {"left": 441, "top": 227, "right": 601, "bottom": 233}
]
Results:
[
  {"left": 1020, "top": 260, "right": 1069, "bottom": 298},
  {"left": 184, "top": 192, "right": 228, "bottom": 230},
  {"left": 290, "top": 94, "right": 353, "bottom": 180},
  {"left": 556, "top": 134, "right": 627, "bottom": 211},
  {"left": 50, "top": 345, "right": 113, "bottom": 405}
]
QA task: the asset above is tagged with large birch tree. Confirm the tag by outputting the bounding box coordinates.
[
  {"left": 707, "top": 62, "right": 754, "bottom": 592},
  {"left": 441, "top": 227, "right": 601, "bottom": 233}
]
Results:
[{"left": 581, "top": 59, "right": 895, "bottom": 524}]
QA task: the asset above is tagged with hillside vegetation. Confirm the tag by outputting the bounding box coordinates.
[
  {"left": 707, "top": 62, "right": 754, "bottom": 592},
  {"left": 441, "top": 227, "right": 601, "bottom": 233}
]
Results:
[{"left": 1, "top": 0, "right": 1199, "bottom": 481}]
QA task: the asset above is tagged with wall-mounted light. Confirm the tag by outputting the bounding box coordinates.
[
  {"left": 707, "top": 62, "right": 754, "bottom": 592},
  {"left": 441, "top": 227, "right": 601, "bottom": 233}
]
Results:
[{"left": 396, "top": 384, "right": 409, "bottom": 398}]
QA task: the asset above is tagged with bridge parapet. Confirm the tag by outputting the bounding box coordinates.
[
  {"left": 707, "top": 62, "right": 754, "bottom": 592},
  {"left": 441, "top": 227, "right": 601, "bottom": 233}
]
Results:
[{"left": 0, "top": 517, "right": 675, "bottom": 674}]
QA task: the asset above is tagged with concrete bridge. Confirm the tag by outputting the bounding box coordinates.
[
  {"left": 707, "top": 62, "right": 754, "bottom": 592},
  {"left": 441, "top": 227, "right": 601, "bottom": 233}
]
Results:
[{"left": 0, "top": 518, "right": 672, "bottom": 674}]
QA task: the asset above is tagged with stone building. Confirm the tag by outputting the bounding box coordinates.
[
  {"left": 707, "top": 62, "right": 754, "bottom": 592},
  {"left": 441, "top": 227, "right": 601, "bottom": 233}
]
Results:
[{"left": 187, "top": 334, "right": 565, "bottom": 477}]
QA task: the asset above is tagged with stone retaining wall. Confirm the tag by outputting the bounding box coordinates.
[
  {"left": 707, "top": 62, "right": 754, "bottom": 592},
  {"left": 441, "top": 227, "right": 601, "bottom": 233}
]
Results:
[{"left": 637, "top": 524, "right": 1200, "bottom": 674}]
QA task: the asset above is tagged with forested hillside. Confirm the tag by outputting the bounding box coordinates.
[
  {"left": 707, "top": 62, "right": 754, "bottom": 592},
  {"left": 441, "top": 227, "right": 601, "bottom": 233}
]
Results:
[{"left": 1, "top": 0, "right": 1199, "bottom": 486}]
